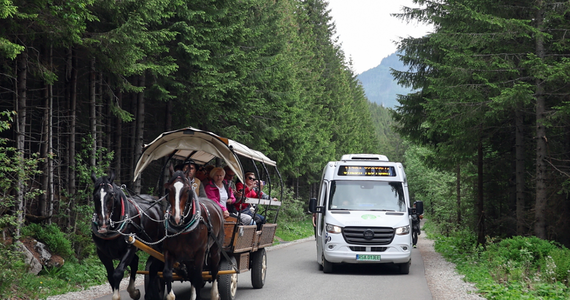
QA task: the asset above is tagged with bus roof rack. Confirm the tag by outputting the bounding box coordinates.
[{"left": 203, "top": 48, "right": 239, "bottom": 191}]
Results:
[{"left": 340, "top": 154, "right": 389, "bottom": 162}]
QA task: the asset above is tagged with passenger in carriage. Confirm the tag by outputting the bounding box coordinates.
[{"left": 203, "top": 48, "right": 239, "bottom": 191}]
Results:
[
  {"left": 234, "top": 171, "right": 275, "bottom": 226},
  {"left": 176, "top": 160, "right": 207, "bottom": 198},
  {"left": 223, "top": 166, "right": 237, "bottom": 190},
  {"left": 196, "top": 164, "right": 215, "bottom": 183},
  {"left": 204, "top": 167, "right": 254, "bottom": 225}
]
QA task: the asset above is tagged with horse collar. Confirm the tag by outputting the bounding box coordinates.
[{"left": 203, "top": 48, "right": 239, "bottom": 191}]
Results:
[{"left": 165, "top": 196, "right": 201, "bottom": 234}]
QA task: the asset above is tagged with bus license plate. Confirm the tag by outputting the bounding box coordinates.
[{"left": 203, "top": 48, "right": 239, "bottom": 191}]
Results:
[{"left": 356, "top": 254, "right": 381, "bottom": 261}]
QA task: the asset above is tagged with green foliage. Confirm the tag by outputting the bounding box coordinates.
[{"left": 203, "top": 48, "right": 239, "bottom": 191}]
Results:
[
  {"left": 275, "top": 218, "right": 313, "bottom": 242},
  {"left": 275, "top": 186, "right": 309, "bottom": 223},
  {"left": 0, "top": 111, "right": 44, "bottom": 238},
  {"left": 428, "top": 221, "right": 570, "bottom": 299},
  {"left": 69, "top": 135, "right": 114, "bottom": 257},
  {"left": 0, "top": 243, "right": 26, "bottom": 298},
  {"left": 21, "top": 223, "right": 75, "bottom": 261},
  {"left": 7, "top": 255, "right": 108, "bottom": 299}
]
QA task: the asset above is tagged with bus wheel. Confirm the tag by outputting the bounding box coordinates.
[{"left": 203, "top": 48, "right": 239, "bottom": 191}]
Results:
[{"left": 323, "top": 257, "right": 334, "bottom": 273}]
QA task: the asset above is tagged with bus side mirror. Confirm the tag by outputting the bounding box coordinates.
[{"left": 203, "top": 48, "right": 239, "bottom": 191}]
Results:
[
  {"left": 414, "top": 201, "right": 424, "bottom": 215},
  {"left": 309, "top": 198, "right": 323, "bottom": 213}
]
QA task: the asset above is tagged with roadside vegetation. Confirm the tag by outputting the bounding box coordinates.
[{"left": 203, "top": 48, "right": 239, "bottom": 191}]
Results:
[{"left": 424, "top": 220, "right": 570, "bottom": 299}]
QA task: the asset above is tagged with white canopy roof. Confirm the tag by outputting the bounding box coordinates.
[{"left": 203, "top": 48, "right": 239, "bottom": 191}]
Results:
[{"left": 133, "top": 127, "right": 276, "bottom": 183}]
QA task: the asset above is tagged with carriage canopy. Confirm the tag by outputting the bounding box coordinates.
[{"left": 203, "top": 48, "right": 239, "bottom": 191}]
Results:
[{"left": 133, "top": 127, "right": 276, "bottom": 184}]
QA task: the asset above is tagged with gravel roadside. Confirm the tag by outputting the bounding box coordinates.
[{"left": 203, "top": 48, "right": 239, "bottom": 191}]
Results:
[{"left": 47, "top": 231, "right": 485, "bottom": 300}]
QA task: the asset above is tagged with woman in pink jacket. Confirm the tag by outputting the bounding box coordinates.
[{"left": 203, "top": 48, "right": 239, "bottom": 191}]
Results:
[{"left": 204, "top": 167, "right": 236, "bottom": 219}]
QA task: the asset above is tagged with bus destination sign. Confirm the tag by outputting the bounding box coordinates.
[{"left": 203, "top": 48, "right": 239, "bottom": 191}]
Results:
[{"left": 337, "top": 166, "right": 396, "bottom": 176}]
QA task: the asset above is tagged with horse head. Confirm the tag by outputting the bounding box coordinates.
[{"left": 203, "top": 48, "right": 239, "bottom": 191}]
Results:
[
  {"left": 91, "top": 172, "right": 121, "bottom": 234},
  {"left": 164, "top": 170, "right": 194, "bottom": 226}
]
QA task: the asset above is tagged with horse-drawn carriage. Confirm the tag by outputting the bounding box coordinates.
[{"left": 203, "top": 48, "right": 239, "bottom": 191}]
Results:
[{"left": 91, "top": 127, "right": 282, "bottom": 300}]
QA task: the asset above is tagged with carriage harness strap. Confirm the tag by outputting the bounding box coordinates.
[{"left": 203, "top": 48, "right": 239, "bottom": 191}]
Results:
[
  {"left": 92, "top": 194, "right": 144, "bottom": 241},
  {"left": 164, "top": 193, "right": 201, "bottom": 235}
]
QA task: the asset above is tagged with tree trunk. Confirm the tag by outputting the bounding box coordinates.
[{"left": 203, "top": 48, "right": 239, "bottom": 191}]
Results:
[
  {"left": 133, "top": 74, "right": 146, "bottom": 194},
  {"left": 39, "top": 44, "right": 54, "bottom": 221},
  {"left": 477, "top": 134, "right": 485, "bottom": 247},
  {"left": 115, "top": 91, "right": 123, "bottom": 182},
  {"left": 90, "top": 57, "right": 97, "bottom": 172},
  {"left": 129, "top": 79, "right": 138, "bottom": 186},
  {"left": 15, "top": 50, "right": 28, "bottom": 238},
  {"left": 534, "top": 3, "right": 547, "bottom": 239},
  {"left": 97, "top": 72, "right": 103, "bottom": 151},
  {"left": 67, "top": 47, "right": 77, "bottom": 229},
  {"left": 456, "top": 164, "right": 461, "bottom": 224},
  {"left": 515, "top": 105, "right": 525, "bottom": 235}
]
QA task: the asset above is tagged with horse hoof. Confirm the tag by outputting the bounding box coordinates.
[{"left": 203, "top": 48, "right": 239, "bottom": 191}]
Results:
[{"left": 130, "top": 289, "right": 141, "bottom": 300}]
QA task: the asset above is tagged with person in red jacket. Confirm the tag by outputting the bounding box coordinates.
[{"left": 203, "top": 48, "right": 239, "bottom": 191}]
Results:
[{"left": 234, "top": 171, "right": 276, "bottom": 225}]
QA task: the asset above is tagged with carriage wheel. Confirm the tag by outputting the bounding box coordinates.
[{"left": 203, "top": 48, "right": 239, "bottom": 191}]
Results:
[
  {"left": 250, "top": 248, "right": 267, "bottom": 289},
  {"left": 144, "top": 257, "right": 165, "bottom": 300},
  {"left": 218, "top": 256, "right": 238, "bottom": 300}
]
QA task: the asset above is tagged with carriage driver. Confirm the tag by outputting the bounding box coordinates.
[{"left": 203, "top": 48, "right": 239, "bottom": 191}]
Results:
[{"left": 175, "top": 160, "right": 207, "bottom": 198}]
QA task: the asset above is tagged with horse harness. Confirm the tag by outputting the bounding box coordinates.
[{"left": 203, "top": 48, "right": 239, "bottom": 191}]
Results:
[
  {"left": 91, "top": 183, "right": 150, "bottom": 241},
  {"left": 164, "top": 193, "right": 233, "bottom": 266}
]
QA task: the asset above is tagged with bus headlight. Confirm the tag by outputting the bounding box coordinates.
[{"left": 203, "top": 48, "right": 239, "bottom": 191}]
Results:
[
  {"left": 326, "top": 223, "right": 342, "bottom": 234},
  {"left": 395, "top": 225, "right": 410, "bottom": 235}
]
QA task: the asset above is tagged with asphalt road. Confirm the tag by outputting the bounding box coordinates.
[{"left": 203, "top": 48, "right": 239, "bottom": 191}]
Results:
[{"left": 96, "top": 237, "right": 432, "bottom": 300}]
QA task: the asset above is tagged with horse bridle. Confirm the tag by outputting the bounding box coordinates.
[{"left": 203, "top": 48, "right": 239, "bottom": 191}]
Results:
[
  {"left": 165, "top": 178, "right": 201, "bottom": 233},
  {"left": 92, "top": 182, "right": 134, "bottom": 239}
]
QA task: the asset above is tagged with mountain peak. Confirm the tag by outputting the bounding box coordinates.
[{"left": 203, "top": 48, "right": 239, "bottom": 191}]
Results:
[{"left": 357, "top": 52, "right": 412, "bottom": 108}]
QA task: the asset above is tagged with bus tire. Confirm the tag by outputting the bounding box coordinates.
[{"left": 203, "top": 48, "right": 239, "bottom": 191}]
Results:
[
  {"left": 323, "top": 257, "right": 334, "bottom": 273},
  {"left": 398, "top": 261, "right": 410, "bottom": 274}
]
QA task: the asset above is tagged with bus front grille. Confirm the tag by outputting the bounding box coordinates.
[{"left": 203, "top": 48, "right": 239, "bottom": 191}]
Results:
[{"left": 342, "top": 227, "right": 395, "bottom": 245}]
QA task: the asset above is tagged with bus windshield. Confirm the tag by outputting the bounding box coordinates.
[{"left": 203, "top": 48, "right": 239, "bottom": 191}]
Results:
[{"left": 329, "top": 180, "right": 406, "bottom": 212}]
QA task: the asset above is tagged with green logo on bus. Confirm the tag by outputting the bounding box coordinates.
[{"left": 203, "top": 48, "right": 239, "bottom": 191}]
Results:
[{"left": 361, "top": 214, "right": 377, "bottom": 220}]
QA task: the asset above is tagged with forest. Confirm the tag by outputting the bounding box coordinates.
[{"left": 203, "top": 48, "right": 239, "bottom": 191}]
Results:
[
  {"left": 0, "top": 0, "right": 390, "bottom": 242},
  {"left": 392, "top": 0, "right": 570, "bottom": 246},
  {"left": 3, "top": 0, "right": 570, "bottom": 296}
]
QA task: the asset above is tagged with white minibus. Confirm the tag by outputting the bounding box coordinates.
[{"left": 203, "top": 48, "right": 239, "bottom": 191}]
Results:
[{"left": 309, "top": 154, "right": 422, "bottom": 274}]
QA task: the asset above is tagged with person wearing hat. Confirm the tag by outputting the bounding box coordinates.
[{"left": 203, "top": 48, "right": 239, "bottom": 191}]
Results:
[{"left": 175, "top": 160, "right": 207, "bottom": 198}]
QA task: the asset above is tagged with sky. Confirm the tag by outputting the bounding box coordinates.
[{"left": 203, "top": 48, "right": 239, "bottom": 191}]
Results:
[{"left": 326, "top": 0, "right": 433, "bottom": 75}]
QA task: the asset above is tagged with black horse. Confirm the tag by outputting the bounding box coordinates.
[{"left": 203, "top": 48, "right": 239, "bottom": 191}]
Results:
[
  {"left": 91, "top": 172, "right": 165, "bottom": 300},
  {"left": 160, "top": 170, "right": 225, "bottom": 300}
]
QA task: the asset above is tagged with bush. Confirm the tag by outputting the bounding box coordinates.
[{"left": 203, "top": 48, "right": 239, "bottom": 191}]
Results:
[
  {"left": 487, "top": 236, "right": 557, "bottom": 267},
  {"left": 0, "top": 243, "right": 26, "bottom": 298},
  {"left": 548, "top": 247, "right": 570, "bottom": 284},
  {"left": 21, "top": 223, "right": 75, "bottom": 260}
]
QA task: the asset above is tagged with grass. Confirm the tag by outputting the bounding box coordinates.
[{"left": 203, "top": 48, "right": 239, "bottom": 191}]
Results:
[{"left": 274, "top": 217, "right": 314, "bottom": 242}]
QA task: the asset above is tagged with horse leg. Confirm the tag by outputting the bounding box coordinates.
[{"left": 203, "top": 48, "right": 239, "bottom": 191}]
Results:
[
  {"left": 144, "top": 256, "right": 164, "bottom": 300},
  {"left": 189, "top": 285, "right": 197, "bottom": 300},
  {"left": 163, "top": 252, "right": 176, "bottom": 300},
  {"left": 126, "top": 253, "right": 141, "bottom": 300},
  {"left": 209, "top": 250, "right": 221, "bottom": 300},
  {"left": 97, "top": 249, "right": 119, "bottom": 296},
  {"left": 189, "top": 268, "right": 204, "bottom": 300},
  {"left": 111, "top": 245, "right": 137, "bottom": 300}
]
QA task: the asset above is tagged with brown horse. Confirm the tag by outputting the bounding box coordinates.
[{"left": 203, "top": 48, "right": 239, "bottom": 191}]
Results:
[
  {"left": 162, "top": 171, "right": 225, "bottom": 300},
  {"left": 91, "top": 172, "right": 165, "bottom": 300}
]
